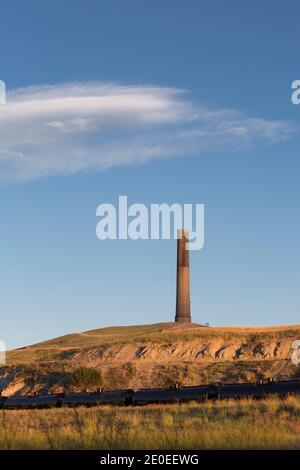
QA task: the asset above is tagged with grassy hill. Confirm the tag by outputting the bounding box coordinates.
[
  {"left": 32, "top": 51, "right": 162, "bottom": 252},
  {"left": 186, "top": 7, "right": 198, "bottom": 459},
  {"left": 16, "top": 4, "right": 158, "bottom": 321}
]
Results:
[{"left": 2, "top": 322, "right": 300, "bottom": 396}]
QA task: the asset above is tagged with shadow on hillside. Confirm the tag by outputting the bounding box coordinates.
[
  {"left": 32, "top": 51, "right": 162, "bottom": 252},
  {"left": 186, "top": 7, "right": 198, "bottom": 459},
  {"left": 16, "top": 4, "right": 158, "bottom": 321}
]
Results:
[{"left": 291, "top": 364, "right": 300, "bottom": 379}]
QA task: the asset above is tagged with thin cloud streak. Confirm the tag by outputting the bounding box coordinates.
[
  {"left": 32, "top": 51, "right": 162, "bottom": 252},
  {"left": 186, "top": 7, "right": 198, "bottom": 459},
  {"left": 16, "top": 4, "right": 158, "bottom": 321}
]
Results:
[{"left": 0, "top": 82, "right": 296, "bottom": 181}]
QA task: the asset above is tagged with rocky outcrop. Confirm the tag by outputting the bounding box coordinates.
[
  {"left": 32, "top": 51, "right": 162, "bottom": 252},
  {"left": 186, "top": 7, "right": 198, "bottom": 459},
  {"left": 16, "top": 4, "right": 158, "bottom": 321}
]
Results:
[{"left": 66, "top": 337, "right": 296, "bottom": 366}]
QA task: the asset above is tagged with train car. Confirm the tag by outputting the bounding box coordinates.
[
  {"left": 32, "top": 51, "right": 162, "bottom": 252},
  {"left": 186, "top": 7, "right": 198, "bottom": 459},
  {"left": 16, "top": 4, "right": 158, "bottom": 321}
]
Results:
[
  {"left": 61, "top": 392, "right": 104, "bottom": 407},
  {"left": 172, "top": 385, "right": 217, "bottom": 402},
  {"left": 254, "top": 379, "right": 300, "bottom": 398},
  {"left": 133, "top": 387, "right": 177, "bottom": 405},
  {"left": 61, "top": 390, "right": 133, "bottom": 407},
  {"left": 133, "top": 385, "right": 215, "bottom": 405},
  {"left": 4, "top": 394, "right": 58, "bottom": 409},
  {"left": 218, "top": 379, "right": 300, "bottom": 400},
  {"left": 218, "top": 382, "right": 262, "bottom": 399},
  {"left": 100, "top": 390, "right": 133, "bottom": 406}
]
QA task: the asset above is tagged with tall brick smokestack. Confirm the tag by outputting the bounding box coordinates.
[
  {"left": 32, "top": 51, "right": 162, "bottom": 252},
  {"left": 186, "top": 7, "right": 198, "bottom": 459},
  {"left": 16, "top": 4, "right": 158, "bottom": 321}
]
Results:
[{"left": 175, "top": 229, "right": 191, "bottom": 323}]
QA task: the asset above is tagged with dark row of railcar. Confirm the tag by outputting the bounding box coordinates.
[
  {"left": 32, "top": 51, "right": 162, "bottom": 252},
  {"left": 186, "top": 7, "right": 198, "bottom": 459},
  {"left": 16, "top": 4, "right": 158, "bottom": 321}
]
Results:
[{"left": 1, "top": 379, "right": 300, "bottom": 409}]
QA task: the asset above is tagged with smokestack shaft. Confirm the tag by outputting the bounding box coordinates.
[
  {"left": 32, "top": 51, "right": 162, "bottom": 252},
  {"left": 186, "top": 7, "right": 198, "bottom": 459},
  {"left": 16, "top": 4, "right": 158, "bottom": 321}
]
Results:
[{"left": 175, "top": 229, "right": 191, "bottom": 323}]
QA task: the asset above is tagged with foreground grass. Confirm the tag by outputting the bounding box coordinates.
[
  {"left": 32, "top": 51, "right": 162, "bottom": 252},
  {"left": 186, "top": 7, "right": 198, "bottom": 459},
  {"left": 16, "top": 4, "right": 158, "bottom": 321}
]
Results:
[{"left": 1, "top": 396, "right": 300, "bottom": 449}]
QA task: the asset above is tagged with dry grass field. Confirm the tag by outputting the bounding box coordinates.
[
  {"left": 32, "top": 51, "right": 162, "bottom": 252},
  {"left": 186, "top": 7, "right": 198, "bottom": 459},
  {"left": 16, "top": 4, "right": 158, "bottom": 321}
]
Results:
[{"left": 1, "top": 396, "right": 300, "bottom": 449}]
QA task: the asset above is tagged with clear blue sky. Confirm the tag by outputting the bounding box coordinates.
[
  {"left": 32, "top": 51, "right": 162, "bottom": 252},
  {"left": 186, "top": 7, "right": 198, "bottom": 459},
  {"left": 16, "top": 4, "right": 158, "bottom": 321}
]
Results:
[{"left": 1, "top": 0, "right": 300, "bottom": 349}]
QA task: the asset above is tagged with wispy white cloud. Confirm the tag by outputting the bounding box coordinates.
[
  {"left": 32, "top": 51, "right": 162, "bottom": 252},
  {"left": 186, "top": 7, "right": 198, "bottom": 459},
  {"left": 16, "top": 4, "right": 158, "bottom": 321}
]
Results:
[{"left": 0, "top": 82, "right": 295, "bottom": 181}]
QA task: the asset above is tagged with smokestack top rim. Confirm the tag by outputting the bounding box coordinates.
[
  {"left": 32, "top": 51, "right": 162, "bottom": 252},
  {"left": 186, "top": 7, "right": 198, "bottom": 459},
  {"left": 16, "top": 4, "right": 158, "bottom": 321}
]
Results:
[{"left": 177, "top": 228, "right": 189, "bottom": 238}]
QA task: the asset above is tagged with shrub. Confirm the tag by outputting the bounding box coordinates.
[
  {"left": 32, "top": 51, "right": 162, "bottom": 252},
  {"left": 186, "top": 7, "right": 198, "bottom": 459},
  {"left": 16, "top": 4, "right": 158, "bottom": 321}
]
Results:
[{"left": 71, "top": 367, "right": 102, "bottom": 389}]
